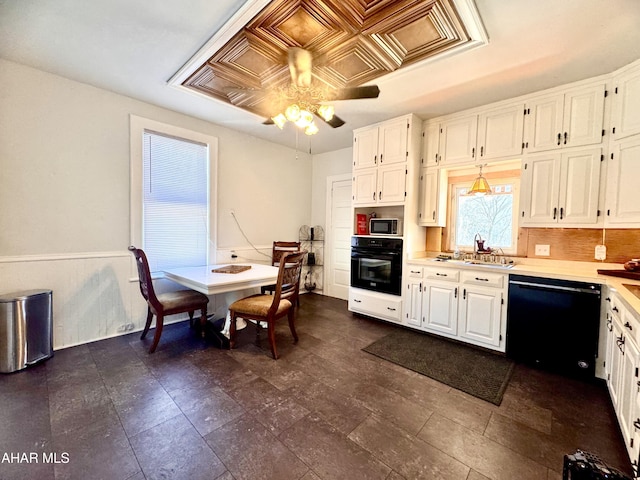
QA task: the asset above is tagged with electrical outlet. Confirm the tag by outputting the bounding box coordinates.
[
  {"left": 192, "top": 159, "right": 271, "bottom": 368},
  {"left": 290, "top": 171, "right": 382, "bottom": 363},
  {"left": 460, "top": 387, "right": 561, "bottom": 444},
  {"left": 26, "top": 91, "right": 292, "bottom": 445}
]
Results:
[
  {"left": 535, "top": 244, "right": 550, "bottom": 256},
  {"left": 595, "top": 244, "right": 607, "bottom": 260}
]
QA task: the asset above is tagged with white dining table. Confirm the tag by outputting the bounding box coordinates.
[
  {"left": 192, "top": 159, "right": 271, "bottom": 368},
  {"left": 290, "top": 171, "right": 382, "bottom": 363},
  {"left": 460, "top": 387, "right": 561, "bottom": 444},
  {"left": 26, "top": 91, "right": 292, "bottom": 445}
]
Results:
[
  {"left": 163, "top": 263, "right": 279, "bottom": 337},
  {"left": 163, "top": 263, "right": 279, "bottom": 296}
]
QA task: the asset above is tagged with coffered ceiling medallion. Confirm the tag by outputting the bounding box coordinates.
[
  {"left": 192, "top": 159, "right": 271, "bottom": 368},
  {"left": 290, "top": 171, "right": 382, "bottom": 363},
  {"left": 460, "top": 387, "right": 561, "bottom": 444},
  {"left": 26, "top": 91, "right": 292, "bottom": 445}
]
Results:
[{"left": 170, "top": 0, "right": 487, "bottom": 126}]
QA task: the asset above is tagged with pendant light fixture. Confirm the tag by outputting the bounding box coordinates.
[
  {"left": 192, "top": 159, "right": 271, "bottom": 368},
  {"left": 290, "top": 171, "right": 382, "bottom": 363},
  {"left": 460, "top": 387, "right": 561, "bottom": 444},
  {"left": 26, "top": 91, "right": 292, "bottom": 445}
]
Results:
[{"left": 467, "top": 164, "right": 492, "bottom": 196}]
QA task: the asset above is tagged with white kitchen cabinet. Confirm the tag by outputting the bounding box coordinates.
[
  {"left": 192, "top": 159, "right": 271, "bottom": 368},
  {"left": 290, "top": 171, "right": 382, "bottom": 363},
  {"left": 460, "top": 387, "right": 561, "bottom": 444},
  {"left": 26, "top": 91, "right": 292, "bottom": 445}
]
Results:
[
  {"left": 352, "top": 115, "right": 417, "bottom": 207},
  {"left": 611, "top": 61, "right": 640, "bottom": 141},
  {"left": 458, "top": 271, "right": 504, "bottom": 348},
  {"left": 352, "top": 164, "right": 406, "bottom": 205},
  {"left": 605, "top": 290, "right": 640, "bottom": 462},
  {"left": 520, "top": 147, "right": 602, "bottom": 226},
  {"left": 403, "top": 264, "right": 507, "bottom": 352},
  {"left": 353, "top": 127, "right": 379, "bottom": 169},
  {"left": 404, "top": 267, "right": 423, "bottom": 327},
  {"left": 422, "top": 122, "right": 440, "bottom": 167},
  {"left": 524, "top": 83, "right": 606, "bottom": 153},
  {"left": 605, "top": 135, "right": 640, "bottom": 226},
  {"left": 349, "top": 288, "right": 402, "bottom": 323},
  {"left": 422, "top": 281, "right": 459, "bottom": 336},
  {"left": 417, "top": 167, "right": 446, "bottom": 226},
  {"left": 438, "top": 114, "right": 478, "bottom": 166},
  {"left": 476, "top": 103, "right": 525, "bottom": 160},
  {"left": 353, "top": 116, "right": 408, "bottom": 170}
]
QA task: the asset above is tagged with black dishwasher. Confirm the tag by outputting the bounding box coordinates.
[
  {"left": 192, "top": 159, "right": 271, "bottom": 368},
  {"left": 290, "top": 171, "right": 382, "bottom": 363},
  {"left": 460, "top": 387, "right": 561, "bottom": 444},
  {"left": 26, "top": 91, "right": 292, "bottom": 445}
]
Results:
[{"left": 506, "top": 274, "right": 601, "bottom": 380}]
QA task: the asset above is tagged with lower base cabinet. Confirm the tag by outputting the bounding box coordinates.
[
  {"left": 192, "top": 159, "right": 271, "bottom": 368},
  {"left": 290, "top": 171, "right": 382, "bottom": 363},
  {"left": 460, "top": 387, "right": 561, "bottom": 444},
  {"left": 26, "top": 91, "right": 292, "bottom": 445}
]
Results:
[
  {"left": 403, "top": 264, "right": 507, "bottom": 352},
  {"left": 605, "top": 291, "right": 640, "bottom": 467},
  {"left": 348, "top": 287, "right": 403, "bottom": 323}
]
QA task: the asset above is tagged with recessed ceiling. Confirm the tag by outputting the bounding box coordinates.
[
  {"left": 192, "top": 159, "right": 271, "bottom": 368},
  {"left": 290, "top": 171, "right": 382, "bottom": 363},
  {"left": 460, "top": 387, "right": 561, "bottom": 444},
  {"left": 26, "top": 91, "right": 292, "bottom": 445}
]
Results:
[
  {"left": 175, "top": 0, "right": 488, "bottom": 122},
  {"left": 1, "top": 0, "right": 640, "bottom": 154}
]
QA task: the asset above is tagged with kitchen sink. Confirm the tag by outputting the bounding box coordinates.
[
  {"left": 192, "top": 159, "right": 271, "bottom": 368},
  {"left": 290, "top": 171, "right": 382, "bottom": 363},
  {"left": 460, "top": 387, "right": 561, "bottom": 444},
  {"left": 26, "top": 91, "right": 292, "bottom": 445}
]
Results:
[
  {"left": 463, "top": 260, "right": 515, "bottom": 269},
  {"left": 431, "top": 258, "right": 515, "bottom": 269}
]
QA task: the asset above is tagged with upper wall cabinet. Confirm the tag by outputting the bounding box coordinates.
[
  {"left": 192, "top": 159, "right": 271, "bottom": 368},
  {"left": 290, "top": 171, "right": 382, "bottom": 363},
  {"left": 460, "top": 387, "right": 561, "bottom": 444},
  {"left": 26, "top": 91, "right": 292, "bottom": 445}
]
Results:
[
  {"left": 438, "top": 114, "right": 478, "bottom": 166},
  {"left": 523, "top": 83, "right": 606, "bottom": 153},
  {"left": 352, "top": 115, "right": 419, "bottom": 207},
  {"left": 422, "top": 123, "right": 440, "bottom": 167},
  {"left": 433, "top": 103, "right": 525, "bottom": 167},
  {"left": 611, "top": 61, "right": 640, "bottom": 141},
  {"left": 476, "top": 103, "right": 525, "bottom": 160},
  {"left": 605, "top": 135, "right": 640, "bottom": 225},
  {"left": 520, "top": 146, "right": 602, "bottom": 226},
  {"left": 353, "top": 117, "right": 409, "bottom": 170}
]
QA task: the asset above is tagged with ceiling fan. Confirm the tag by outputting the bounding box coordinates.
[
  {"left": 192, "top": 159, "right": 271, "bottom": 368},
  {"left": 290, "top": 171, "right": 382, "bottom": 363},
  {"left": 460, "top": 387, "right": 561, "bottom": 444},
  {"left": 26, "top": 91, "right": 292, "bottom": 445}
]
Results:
[{"left": 226, "top": 47, "right": 380, "bottom": 135}]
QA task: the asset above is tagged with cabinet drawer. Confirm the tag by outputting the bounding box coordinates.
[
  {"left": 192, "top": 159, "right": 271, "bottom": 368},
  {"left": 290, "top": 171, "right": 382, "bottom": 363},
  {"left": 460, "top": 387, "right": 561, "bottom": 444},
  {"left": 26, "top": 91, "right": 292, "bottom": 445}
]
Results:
[
  {"left": 460, "top": 271, "right": 505, "bottom": 288},
  {"left": 349, "top": 289, "right": 402, "bottom": 322},
  {"left": 424, "top": 267, "right": 459, "bottom": 282},
  {"left": 407, "top": 266, "right": 424, "bottom": 278}
]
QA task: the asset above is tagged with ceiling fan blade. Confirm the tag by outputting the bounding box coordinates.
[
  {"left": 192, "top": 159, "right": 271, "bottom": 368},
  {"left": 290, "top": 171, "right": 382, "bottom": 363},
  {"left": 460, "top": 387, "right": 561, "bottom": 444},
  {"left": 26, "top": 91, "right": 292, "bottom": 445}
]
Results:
[
  {"left": 317, "top": 113, "right": 345, "bottom": 128},
  {"left": 288, "top": 47, "right": 313, "bottom": 88},
  {"left": 328, "top": 85, "right": 380, "bottom": 101}
]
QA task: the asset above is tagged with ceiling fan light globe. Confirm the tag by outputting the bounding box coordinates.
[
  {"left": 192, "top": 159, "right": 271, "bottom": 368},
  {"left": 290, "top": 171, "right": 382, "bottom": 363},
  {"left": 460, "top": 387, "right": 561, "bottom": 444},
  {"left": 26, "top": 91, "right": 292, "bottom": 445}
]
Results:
[
  {"left": 305, "top": 123, "right": 319, "bottom": 135},
  {"left": 285, "top": 104, "right": 301, "bottom": 122},
  {"left": 295, "top": 109, "right": 314, "bottom": 128},
  {"left": 272, "top": 113, "right": 287, "bottom": 129},
  {"left": 318, "top": 104, "right": 334, "bottom": 121}
]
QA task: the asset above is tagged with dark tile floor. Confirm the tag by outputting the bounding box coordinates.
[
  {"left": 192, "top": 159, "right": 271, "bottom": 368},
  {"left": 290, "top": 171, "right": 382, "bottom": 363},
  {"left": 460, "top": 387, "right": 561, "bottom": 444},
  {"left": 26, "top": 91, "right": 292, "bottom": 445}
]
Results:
[{"left": 0, "top": 293, "right": 632, "bottom": 480}]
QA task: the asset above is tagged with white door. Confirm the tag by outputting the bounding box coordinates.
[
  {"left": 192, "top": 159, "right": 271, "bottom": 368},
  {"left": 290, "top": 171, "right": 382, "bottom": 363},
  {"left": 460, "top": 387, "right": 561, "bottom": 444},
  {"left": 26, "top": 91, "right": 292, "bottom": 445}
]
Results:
[
  {"left": 458, "top": 287, "right": 502, "bottom": 347},
  {"left": 422, "top": 282, "right": 458, "bottom": 336},
  {"left": 325, "top": 175, "right": 352, "bottom": 300}
]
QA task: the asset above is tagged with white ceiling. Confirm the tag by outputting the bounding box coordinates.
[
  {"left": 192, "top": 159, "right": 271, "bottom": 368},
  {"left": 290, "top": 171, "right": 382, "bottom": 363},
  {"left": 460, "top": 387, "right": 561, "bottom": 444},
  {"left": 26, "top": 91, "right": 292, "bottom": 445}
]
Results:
[{"left": 2, "top": 0, "right": 640, "bottom": 154}]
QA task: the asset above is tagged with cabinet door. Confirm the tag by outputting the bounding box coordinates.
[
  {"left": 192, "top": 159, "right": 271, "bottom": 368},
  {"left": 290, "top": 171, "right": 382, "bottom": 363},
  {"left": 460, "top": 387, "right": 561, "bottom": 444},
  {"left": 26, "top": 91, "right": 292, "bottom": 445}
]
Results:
[
  {"left": 458, "top": 287, "right": 502, "bottom": 348},
  {"left": 439, "top": 114, "right": 478, "bottom": 166},
  {"left": 418, "top": 167, "right": 442, "bottom": 226},
  {"left": 612, "top": 63, "right": 640, "bottom": 140},
  {"left": 606, "top": 136, "right": 640, "bottom": 225},
  {"left": 379, "top": 118, "right": 408, "bottom": 165},
  {"left": 377, "top": 164, "right": 406, "bottom": 204},
  {"left": 353, "top": 128, "right": 379, "bottom": 169},
  {"left": 525, "top": 94, "right": 564, "bottom": 153},
  {"left": 423, "top": 122, "right": 440, "bottom": 167},
  {"left": 619, "top": 333, "right": 640, "bottom": 457},
  {"left": 562, "top": 83, "right": 605, "bottom": 148},
  {"left": 477, "top": 103, "right": 524, "bottom": 160},
  {"left": 609, "top": 319, "right": 624, "bottom": 409},
  {"left": 405, "top": 279, "right": 422, "bottom": 327},
  {"left": 557, "top": 147, "right": 601, "bottom": 224},
  {"left": 422, "top": 282, "right": 458, "bottom": 336},
  {"left": 520, "top": 152, "right": 561, "bottom": 225},
  {"left": 352, "top": 169, "right": 377, "bottom": 205}
]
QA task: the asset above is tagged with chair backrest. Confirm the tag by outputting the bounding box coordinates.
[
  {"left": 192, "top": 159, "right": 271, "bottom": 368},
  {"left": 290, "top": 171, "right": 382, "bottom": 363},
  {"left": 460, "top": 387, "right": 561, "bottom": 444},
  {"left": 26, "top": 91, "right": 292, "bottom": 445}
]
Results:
[
  {"left": 128, "top": 246, "right": 160, "bottom": 309},
  {"left": 271, "top": 241, "right": 301, "bottom": 267},
  {"left": 269, "top": 251, "right": 306, "bottom": 314}
]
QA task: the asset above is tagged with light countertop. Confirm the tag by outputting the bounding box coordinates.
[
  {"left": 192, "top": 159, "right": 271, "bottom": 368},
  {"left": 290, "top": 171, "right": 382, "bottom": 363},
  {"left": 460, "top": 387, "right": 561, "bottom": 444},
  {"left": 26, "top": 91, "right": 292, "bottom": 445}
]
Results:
[{"left": 408, "top": 255, "right": 640, "bottom": 315}]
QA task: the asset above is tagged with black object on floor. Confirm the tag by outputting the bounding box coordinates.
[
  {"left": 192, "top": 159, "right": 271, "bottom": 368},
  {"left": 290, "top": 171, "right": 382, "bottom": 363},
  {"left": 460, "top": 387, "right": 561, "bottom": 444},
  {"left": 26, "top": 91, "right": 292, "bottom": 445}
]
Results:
[
  {"left": 204, "top": 317, "right": 230, "bottom": 349},
  {"left": 562, "top": 450, "right": 632, "bottom": 479},
  {"left": 362, "top": 328, "right": 514, "bottom": 405}
]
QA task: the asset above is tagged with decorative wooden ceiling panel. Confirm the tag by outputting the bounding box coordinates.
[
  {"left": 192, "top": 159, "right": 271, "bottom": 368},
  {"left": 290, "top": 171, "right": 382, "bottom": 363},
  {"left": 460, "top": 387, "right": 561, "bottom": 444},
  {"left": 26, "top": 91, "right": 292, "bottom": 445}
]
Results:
[{"left": 182, "top": 0, "right": 480, "bottom": 119}]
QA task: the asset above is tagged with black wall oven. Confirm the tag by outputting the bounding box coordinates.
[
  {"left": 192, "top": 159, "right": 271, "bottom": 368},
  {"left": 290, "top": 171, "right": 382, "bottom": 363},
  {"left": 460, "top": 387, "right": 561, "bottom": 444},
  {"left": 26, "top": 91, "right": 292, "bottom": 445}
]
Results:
[{"left": 350, "top": 236, "right": 403, "bottom": 296}]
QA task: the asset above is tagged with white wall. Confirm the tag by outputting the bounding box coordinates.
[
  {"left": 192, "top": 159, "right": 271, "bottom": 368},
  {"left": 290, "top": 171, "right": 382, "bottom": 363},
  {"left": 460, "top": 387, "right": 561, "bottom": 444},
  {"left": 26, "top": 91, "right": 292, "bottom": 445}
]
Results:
[
  {"left": 310, "top": 147, "right": 352, "bottom": 227},
  {"left": 0, "top": 59, "right": 312, "bottom": 348}
]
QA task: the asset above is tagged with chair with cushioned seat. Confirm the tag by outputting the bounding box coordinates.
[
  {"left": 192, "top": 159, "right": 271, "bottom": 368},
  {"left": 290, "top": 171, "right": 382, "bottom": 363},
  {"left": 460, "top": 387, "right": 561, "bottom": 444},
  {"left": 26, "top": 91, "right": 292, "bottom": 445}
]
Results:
[
  {"left": 261, "top": 241, "right": 301, "bottom": 298},
  {"left": 229, "top": 250, "right": 306, "bottom": 359},
  {"left": 128, "top": 246, "right": 209, "bottom": 353}
]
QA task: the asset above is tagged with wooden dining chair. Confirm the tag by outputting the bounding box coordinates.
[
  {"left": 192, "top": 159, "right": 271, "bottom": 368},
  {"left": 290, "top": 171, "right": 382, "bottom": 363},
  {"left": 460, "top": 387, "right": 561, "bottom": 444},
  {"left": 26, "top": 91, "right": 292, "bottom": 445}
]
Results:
[
  {"left": 128, "top": 246, "right": 209, "bottom": 353},
  {"left": 261, "top": 241, "right": 302, "bottom": 306},
  {"left": 229, "top": 250, "right": 306, "bottom": 359}
]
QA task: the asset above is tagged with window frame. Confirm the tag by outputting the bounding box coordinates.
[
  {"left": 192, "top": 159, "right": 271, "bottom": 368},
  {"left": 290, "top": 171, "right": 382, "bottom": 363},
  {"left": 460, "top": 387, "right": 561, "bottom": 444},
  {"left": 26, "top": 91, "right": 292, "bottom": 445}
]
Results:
[
  {"left": 130, "top": 115, "right": 218, "bottom": 272},
  {"left": 448, "top": 174, "right": 520, "bottom": 255}
]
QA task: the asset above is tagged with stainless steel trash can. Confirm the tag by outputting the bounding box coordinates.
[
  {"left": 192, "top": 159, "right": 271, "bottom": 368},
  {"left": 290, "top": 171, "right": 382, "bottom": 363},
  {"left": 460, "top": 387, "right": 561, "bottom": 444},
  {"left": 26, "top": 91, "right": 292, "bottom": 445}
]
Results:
[{"left": 0, "top": 290, "right": 53, "bottom": 373}]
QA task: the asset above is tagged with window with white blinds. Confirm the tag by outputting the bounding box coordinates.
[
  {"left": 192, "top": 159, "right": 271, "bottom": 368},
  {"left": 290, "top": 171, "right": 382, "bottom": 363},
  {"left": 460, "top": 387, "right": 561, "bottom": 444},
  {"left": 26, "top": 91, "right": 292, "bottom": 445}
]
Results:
[{"left": 142, "top": 131, "right": 209, "bottom": 272}]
